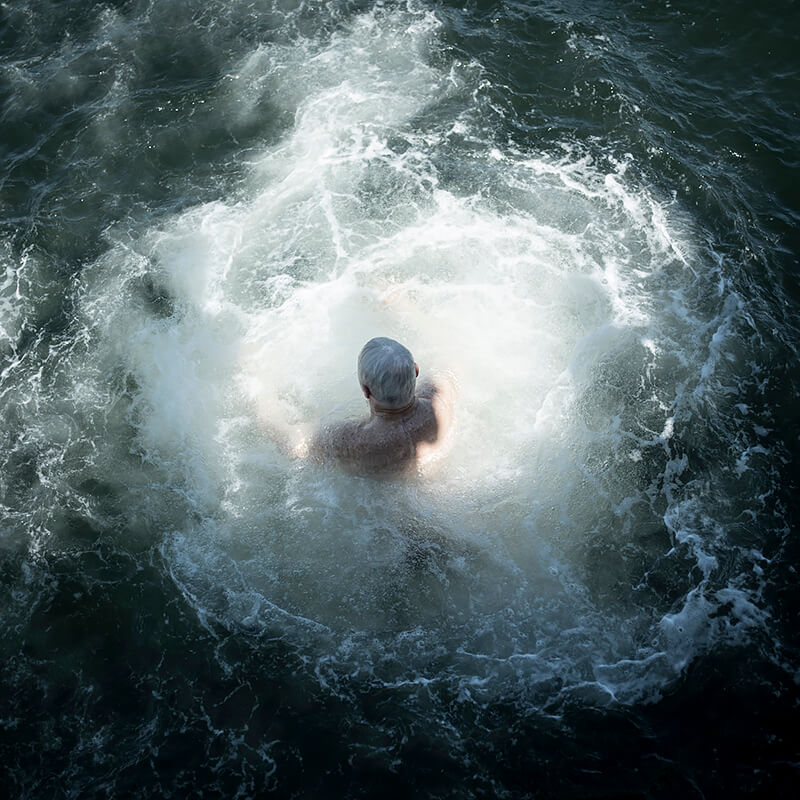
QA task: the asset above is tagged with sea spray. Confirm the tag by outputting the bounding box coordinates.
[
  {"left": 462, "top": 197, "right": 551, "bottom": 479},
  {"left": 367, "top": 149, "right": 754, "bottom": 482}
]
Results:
[{"left": 2, "top": 1, "right": 795, "bottom": 796}]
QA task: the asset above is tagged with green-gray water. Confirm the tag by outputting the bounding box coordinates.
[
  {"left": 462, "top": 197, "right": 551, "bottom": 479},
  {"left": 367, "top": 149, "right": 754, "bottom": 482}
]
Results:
[{"left": 2, "top": 1, "right": 799, "bottom": 796}]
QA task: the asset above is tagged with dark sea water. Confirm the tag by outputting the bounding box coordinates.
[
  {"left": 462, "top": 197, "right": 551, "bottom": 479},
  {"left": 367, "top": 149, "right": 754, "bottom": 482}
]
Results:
[{"left": 2, "top": 1, "right": 799, "bottom": 797}]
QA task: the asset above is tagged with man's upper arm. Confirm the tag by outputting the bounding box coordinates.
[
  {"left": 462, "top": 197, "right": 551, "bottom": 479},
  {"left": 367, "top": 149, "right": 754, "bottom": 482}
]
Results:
[
  {"left": 306, "top": 428, "right": 332, "bottom": 461},
  {"left": 428, "top": 372, "right": 457, "bottom": 431}
]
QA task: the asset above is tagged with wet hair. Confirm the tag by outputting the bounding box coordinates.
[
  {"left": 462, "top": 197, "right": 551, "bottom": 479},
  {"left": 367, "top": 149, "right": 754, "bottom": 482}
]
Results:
[{"left": 358, "top": 337, "right": 416, "bottom": 408}]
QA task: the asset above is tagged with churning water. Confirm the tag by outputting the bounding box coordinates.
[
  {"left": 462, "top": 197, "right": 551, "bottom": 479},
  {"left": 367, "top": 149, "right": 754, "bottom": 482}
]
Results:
[{"left": 2, "top": 0, "right": 799, "bottom": 796}]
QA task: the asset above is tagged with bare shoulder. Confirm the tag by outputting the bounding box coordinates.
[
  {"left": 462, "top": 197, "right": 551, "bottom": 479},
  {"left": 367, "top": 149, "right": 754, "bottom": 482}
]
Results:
[{"left": 307, "top": 419, "right": 366, "bottom": 462}]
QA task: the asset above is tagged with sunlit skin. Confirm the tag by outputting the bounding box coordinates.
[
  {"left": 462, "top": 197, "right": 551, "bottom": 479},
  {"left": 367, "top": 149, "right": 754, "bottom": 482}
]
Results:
[
  {"left": 305, "top": 365, "right": 458, "bottom": 474},
  {"left": 261, "top": 362, "right": 457, "bottom": 475}
]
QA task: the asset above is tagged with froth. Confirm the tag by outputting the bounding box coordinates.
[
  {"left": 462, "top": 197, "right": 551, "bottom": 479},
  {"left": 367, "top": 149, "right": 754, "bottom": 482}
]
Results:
[{"left": 9, "top": 1, "right": 771, "bottom": 708}]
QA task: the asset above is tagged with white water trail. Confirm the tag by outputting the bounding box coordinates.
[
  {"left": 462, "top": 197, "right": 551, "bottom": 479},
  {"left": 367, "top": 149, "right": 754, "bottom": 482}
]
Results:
[{"left": 4, "top": 3, "right": 768, "bottom": 707}]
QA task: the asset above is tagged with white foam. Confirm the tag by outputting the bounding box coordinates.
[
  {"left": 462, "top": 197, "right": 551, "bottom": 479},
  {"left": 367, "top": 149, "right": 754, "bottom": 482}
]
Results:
[{"left": 5, "top": 1, "right": 774, "bottom": 709}]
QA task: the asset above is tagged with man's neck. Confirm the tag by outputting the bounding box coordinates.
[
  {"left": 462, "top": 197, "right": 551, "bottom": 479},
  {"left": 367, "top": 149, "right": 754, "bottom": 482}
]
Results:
[{"left": 369, "top": 397, "right": 416, "bottom": 419}]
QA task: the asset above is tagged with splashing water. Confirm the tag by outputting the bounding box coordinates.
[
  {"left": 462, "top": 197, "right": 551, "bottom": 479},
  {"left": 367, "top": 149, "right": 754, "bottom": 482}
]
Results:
[{"left": 2, "top": 1, "right": 784, "bottom": 738}]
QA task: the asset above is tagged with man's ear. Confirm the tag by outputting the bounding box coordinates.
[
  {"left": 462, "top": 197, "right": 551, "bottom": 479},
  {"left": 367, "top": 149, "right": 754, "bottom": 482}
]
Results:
[
  {"left": 414, "top": 362, "right": 419, "bottom": 377},
  {"left": 361, "top": 383, "right": 371, "bottom": 399}
]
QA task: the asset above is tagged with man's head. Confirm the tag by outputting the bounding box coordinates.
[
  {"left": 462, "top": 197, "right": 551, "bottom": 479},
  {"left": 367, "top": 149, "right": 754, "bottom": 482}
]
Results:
[{"left": 358, "top": 337, "right": 418, "bottom": 409}]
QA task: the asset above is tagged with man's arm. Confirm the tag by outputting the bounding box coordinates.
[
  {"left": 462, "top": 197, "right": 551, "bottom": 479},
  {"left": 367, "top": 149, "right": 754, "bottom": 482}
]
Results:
[
  {"left": 255, "top": 393, "right": 312, "bottom": 459},
  {"left": 417, "top": 371, "right": 458, "bottom": 434},
  {"left": 417, "top": 370, "right": 457, "bottom": 403}
]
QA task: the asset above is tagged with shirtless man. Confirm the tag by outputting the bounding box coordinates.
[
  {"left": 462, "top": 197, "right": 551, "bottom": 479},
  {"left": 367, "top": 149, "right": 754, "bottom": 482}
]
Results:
[{"left": 265, "top": 337, "right": 456, "bottom": 475}]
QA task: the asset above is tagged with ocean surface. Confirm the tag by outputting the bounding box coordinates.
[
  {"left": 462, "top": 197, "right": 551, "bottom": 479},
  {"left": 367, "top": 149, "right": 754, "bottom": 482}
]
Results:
[{"left": 2, "top": 0, "right": 799, "bottom": 797}]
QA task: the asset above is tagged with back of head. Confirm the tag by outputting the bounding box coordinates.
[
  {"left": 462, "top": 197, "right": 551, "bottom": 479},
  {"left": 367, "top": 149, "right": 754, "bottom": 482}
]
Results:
[{"left": 358, "top": 337, "right": 416, "bottom": 409}]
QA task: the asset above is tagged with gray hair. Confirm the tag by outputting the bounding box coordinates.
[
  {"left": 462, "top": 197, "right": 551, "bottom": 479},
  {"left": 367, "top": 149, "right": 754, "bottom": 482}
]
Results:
[{"left": 358, "top": 337, "right": 416, "bottom": 408}]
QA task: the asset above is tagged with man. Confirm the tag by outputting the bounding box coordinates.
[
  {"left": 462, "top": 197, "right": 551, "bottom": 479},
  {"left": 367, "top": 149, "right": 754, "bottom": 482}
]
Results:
[{"left": 266, "top": 337, "right": 456, "bottom": 475}]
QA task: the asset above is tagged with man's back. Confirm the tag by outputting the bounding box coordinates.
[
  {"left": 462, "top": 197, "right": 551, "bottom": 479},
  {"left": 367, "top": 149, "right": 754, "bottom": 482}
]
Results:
[
  {"left": 258, "top": 338, "right": 457, "bottom": 476},
  {"left": 309, "top": 375, "right": 456, "bottom": 475}
]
